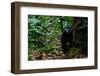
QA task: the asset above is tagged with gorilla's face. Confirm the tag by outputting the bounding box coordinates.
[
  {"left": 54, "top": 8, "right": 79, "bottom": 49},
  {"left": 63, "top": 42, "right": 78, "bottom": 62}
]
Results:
[
  {"left": 64, "top": 27, "right": 72, "bottom": 33},
  {"left": 65, "top": 28, "right": 70, "bottom": 33}
]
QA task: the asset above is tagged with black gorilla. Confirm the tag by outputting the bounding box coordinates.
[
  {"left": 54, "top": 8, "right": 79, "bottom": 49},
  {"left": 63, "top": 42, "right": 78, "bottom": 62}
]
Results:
[
  {"left": 61, "top": 27, "right": 73, "bottom": 53},
  {"left": 61, "top": 17, "right": 88, "bottom": 55}
]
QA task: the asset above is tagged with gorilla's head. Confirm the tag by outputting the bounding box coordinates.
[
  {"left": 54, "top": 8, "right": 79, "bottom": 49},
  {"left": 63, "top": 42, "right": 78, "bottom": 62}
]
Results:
[{"left": 64, "top": 27, "right": 72, "bottom": 33}]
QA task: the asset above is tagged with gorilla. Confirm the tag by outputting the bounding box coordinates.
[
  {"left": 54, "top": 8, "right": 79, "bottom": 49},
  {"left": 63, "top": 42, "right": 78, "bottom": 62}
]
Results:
[
  {"left": 61, "top": 27, "right": 73, "bottom": 54},
  {"left": 61, "top": 17, "right": 88, "bottom": 56}
]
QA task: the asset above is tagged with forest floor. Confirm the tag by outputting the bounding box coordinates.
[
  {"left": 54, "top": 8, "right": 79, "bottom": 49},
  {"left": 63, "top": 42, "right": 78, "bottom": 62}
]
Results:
[{"left": 28, "top": 47, "right": 87, "bottom": 61}]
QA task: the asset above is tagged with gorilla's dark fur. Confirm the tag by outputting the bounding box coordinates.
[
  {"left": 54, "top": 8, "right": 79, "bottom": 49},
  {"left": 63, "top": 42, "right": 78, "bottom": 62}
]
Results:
[{"left": 61, "top": 27, "right": 73, "bottom": 53}]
